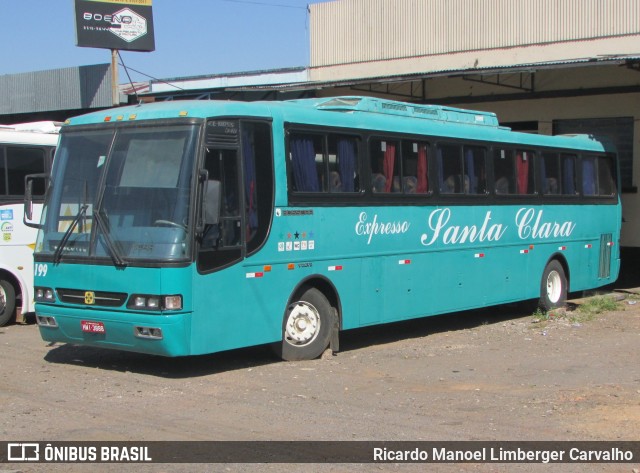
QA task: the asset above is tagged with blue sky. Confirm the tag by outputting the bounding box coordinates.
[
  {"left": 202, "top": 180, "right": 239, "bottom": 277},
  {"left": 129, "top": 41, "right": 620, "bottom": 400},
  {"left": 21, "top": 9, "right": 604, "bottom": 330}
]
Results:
[{"left": 1, "top": 0, "right": 331, "bottom": 81}]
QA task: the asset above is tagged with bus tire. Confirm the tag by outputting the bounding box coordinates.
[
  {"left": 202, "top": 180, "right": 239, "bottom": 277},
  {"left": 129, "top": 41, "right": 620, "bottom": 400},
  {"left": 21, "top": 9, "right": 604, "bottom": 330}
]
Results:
[
  {"left": 280, "top": 287, "right": 332, "bottom": 361},
  {"left": 539, "top": 260, "right": 567, "bottom": 312},
  {"left": 0, "top": 279, "right": 16, "bottom": 327}
]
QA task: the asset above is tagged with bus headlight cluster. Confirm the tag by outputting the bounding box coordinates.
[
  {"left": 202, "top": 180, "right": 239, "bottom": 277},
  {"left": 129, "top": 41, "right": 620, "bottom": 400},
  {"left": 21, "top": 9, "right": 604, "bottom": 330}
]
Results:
[
  {"left": 35, "top": 287, "right": 55, "bottom": 302},
  {"left": 127, "top": 294, "right": 182, "bottom": 311}
]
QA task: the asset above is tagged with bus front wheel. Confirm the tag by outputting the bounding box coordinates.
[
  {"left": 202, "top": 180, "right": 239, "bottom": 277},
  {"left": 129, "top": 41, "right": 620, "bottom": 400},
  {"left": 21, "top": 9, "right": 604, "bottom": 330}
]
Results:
[
  {"left": 539, "top": 260, "right": 567, "bottom": 312},
  {"left": 280, "top": 287, "right": 332, "bottom": 361},
  {"left": 0, "top": 279, "right": 16, "bottom": 327}
]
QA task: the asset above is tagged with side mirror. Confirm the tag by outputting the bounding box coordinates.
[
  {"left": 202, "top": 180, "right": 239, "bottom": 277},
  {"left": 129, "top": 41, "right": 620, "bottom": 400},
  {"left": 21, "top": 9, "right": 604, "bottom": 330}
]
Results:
[{"left": 24, "top": 173, "right": 48, "bottom": 229}]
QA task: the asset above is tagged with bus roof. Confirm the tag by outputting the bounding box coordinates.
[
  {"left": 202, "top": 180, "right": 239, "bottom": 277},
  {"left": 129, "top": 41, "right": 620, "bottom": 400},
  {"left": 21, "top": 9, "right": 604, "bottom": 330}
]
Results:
[
  {"left": 0, "top": 121, "right": 60, "bottom": 146},
  {"left": 63, "top": 97, "right": 613, "bottom": 153},
  {"left": 8, "top": 121, "right": 62, "bottom": 133}
]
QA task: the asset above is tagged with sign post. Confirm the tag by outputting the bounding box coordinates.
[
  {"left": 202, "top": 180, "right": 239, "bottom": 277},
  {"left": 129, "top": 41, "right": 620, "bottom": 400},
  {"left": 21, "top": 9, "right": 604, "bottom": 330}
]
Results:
[
  {"left": 74, "top": 0, "right": 155, "bottom": 105},
  {"left": 111, "top": 49, "right": 119, "bottom": 105}
]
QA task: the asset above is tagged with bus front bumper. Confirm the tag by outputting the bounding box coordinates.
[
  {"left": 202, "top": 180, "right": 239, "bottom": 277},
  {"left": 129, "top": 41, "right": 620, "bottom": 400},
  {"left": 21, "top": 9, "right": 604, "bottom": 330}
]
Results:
[{"left": 36, "top": 304, "right": 192, "bottom": 357}]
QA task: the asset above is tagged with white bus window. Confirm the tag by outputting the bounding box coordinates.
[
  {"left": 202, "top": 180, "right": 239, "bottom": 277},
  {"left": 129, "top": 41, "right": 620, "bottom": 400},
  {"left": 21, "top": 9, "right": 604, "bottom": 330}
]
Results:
[{"left": 2, "top": 147, "right": 46, "bottom": 197}]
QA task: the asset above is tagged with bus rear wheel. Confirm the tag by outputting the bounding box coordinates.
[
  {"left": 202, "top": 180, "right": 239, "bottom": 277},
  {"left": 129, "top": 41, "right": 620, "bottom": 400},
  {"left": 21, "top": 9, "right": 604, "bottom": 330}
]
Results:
[
  {"left": 0, "top": 279, "right": 16, "bottom": 327},
  {"left": 539, "top": 260, "right": 567, "bottom": 312},
  {"left": 280, "top": 287, "right": 332, "bottom": 361}
]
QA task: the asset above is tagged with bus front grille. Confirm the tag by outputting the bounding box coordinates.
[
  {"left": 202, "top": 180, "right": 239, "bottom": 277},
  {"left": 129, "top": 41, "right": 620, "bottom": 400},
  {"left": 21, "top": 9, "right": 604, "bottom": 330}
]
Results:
[{"left": 56, "top": 288, "right": 128, "bottom": 307}]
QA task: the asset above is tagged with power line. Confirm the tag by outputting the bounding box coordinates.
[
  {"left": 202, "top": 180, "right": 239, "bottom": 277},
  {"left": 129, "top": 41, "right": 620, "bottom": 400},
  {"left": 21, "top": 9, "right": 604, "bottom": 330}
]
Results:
[{"left": 116, "top": 61, "right": 185, "bottom": 91}]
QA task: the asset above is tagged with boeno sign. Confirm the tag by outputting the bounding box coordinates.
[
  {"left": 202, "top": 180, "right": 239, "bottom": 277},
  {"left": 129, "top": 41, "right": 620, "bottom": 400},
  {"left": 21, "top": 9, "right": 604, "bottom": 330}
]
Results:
[{"left": 74, "top": 0, "right": 155, "bottom": 52}]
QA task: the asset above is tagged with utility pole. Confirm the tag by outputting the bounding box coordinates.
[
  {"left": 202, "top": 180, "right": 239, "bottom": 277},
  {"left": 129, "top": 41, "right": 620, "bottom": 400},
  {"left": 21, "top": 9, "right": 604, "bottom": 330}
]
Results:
[{"left": 111, "top": 49, "right": 119, "bottom": 106}]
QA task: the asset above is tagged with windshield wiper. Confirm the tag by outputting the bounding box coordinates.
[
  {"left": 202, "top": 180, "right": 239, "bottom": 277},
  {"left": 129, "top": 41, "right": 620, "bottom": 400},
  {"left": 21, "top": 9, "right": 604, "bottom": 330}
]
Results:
[
  {"left": 94, "top": 209, "right": 127, "bottom": 268},
  {"left": 53, "top": 204, "right": 88, "bottom": 263}
]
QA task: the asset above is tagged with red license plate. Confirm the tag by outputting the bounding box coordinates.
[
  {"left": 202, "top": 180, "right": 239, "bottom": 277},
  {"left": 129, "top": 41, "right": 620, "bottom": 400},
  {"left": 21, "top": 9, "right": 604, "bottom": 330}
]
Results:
[{"left": 81, "top": 321, "right": 105, "bottom": 334}]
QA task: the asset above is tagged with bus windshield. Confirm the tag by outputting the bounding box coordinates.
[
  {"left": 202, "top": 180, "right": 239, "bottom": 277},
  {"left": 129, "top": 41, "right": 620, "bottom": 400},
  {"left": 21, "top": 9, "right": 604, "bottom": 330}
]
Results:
[{"left": 36, "top": 123, "right": 200, "bottom": 264}]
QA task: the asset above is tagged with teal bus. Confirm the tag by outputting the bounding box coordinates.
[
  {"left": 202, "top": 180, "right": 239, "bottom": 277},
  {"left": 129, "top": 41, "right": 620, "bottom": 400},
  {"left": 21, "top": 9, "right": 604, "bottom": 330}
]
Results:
[{"left": 26, "top": 97, "right": 620, "bottom": 360}]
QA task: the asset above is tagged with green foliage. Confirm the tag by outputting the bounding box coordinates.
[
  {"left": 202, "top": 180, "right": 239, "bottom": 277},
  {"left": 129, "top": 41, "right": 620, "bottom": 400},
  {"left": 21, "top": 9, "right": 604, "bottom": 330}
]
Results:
[
  {"left": 575, "top": 296, "right": 619, "bottom": 319},
  {"left": 532, "top": 308, "right": 550, "bottom": 322},
  {"left": 531, "top": 295, "right": 619, "bottom": 323}
]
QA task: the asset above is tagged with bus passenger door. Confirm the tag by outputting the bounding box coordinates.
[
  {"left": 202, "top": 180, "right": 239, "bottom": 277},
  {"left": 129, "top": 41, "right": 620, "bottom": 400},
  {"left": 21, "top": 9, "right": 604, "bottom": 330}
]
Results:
[
  {"left": 195, "top": 123, "right": 246, "bottom": 352},
  {"left": 194, "top": 121, "right": 275, "bottom": 353}
]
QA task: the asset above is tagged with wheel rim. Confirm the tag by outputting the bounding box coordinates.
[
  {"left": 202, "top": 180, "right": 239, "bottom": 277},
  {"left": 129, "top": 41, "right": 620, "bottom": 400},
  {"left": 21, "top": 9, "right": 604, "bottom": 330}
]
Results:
[
  {"left": 546, "top": 270, "right": 562, "bottom": 303},
  {"left": 284, "top": 301, "right": 321, "bottom": 347},
  {"left": 0, "top": 285, "right": 6, "bottom": 312}
]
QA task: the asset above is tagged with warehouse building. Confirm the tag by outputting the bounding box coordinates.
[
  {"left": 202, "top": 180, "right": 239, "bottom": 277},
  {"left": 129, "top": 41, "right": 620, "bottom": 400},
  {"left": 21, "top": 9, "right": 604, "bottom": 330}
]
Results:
[{"left": 1, "top": 0, "right": 639, "bottom": 249}]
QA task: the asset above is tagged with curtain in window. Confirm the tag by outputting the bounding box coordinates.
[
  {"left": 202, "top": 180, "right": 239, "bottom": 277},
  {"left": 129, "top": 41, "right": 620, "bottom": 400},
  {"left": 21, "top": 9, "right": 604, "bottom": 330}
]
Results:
[
  {"left": 465, "top": 149, "right": 476, "bottom": 194},
  {"left": 416, "top": 144, "right": 428, "bottom": 193},
  {"left": 516, "top": 152, "right": 529, "bottom": 194},
  {"left": 242, "top": 130, "right": 258, "bottom": 230},
  {"left": 383, "top": 142, "right": 396, "bottom": 193},
  {"left": 337, "top": 138, "right": 356, "bottom": 192},
  {"left": 562, "top": 156, "right": 576, "bottom": 195},
  {"left": 583, "top": 157, "right": 596, "bottom": 195},
  {"left": 291, "top": 136, "right": 319, "bottom": 192}
]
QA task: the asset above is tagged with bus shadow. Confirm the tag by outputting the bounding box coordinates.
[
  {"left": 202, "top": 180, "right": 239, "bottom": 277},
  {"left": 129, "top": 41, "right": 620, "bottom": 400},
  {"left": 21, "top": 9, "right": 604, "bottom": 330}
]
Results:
[
  {"left": 43, "top": 302, "right": 533, "bottom": 377},
  {"left": 338, "top": 302, "right": 534, "bottom": 354},
  {"left": 43, "top": 343, "right": 280, "bottom": 378}
]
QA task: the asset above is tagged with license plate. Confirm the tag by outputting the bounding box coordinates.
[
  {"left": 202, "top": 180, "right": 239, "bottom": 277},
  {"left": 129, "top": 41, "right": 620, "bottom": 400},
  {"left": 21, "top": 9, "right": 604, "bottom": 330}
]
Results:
[{"left": 81, "top": 321, "right": 105, "bottom": 334}]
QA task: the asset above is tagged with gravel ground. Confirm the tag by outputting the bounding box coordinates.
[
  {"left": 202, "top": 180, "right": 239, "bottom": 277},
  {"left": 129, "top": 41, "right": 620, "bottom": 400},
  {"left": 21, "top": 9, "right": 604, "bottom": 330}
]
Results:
[{"left": 1, "top": 289, "right": 639, "bottom": 473}]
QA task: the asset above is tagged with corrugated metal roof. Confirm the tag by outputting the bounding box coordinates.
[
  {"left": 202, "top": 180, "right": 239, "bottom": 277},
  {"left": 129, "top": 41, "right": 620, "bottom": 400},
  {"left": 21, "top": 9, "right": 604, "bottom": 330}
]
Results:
[
  {"left": 146, "top": 67, "right": 308, "bottom": 94},
  {"left": 0, "top": 64, "right": 114, "bottom": 114},
  {"left": 223, "top": 54, "right": 640, "bottom": 92}
]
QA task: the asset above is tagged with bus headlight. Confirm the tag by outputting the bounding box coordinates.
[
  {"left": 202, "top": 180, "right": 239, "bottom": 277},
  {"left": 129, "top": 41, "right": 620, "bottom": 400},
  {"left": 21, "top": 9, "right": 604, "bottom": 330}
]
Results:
[
  {"left": 163, "top": 295, "right": 182, "bottom": 310},
  {"left": 35, "top": 287, "right": 55, "bottom": 302},
  {"left": 127, "top": 294, "right": 182, "bottom": 311}
]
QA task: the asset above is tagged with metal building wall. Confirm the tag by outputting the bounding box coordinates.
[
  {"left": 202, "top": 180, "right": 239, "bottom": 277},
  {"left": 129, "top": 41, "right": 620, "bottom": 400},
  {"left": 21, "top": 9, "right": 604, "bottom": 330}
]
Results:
[
  {"left": 310, "top": 0, "right": 640, "bottom": 68},
  {"left": 0, "top": 64, "right": 113, "bottom": 115}
]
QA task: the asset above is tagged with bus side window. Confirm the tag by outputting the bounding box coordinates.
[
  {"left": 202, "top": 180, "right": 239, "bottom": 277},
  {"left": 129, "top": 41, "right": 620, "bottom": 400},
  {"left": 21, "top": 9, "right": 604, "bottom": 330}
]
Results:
[
  {"left": 244, "top": 122, "right": 273, "bottom": 254},
  {"left": 493, "top": 148, "right": 515, "bottom": 195},
  {"left": 199, "top": 122, "right": 274, "bottom": 271},
  {"left": 370, "top": 139, "right": 399, "bottom": 193},
  {"left": 289, "top": 133, "right": 324, "bottom": 192},
  {"left": 401, "top": 141, "right": 429, "bottom": 194},
  {"left": 583, "top": 154, "right": 617, "bottom": 197},
  {"left": 582, "top": 156, "right": 597, "bottom": 196},
  {"left": 328, "top": 135, "right": 359, "bottom": 193},
  {"left": 463, "top": 145, "right": 487, "bottom": 195},
  {"left": 560, "top": 153, "right": 578, "bottom": 195},
  {"left": 542, "top": 152, "right": 560, "bottom": 195},
  {"left": 516, "top": 150, "right": 535, "bottom": 195},
  {"left": 203, "top": 148, "right": 241, "bottom": 248},
  {"left": 597, "top": 155, "right": 617, "bottom": 196},
  {"left": 438, "top": 144, "right": 463, "bottom": 194}
]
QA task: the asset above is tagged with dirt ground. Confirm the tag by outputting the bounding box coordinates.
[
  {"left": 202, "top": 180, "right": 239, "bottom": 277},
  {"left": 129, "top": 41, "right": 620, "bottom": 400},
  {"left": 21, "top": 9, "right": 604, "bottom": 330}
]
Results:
[{"left": 1, "top": 278, "right": 639, "bottom": 473}]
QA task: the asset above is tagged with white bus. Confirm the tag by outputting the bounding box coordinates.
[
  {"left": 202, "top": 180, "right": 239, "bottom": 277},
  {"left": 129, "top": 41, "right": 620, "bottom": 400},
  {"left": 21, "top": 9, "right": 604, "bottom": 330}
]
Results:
[{"left": 0, "top": 122, "right": 59, "bottom": 325}]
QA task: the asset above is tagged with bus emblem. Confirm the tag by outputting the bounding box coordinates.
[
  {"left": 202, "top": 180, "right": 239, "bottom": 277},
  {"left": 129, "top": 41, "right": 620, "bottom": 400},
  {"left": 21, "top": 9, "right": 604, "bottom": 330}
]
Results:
[{"left": 84, "top": 291, "right": 95, "bottom": 305}]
